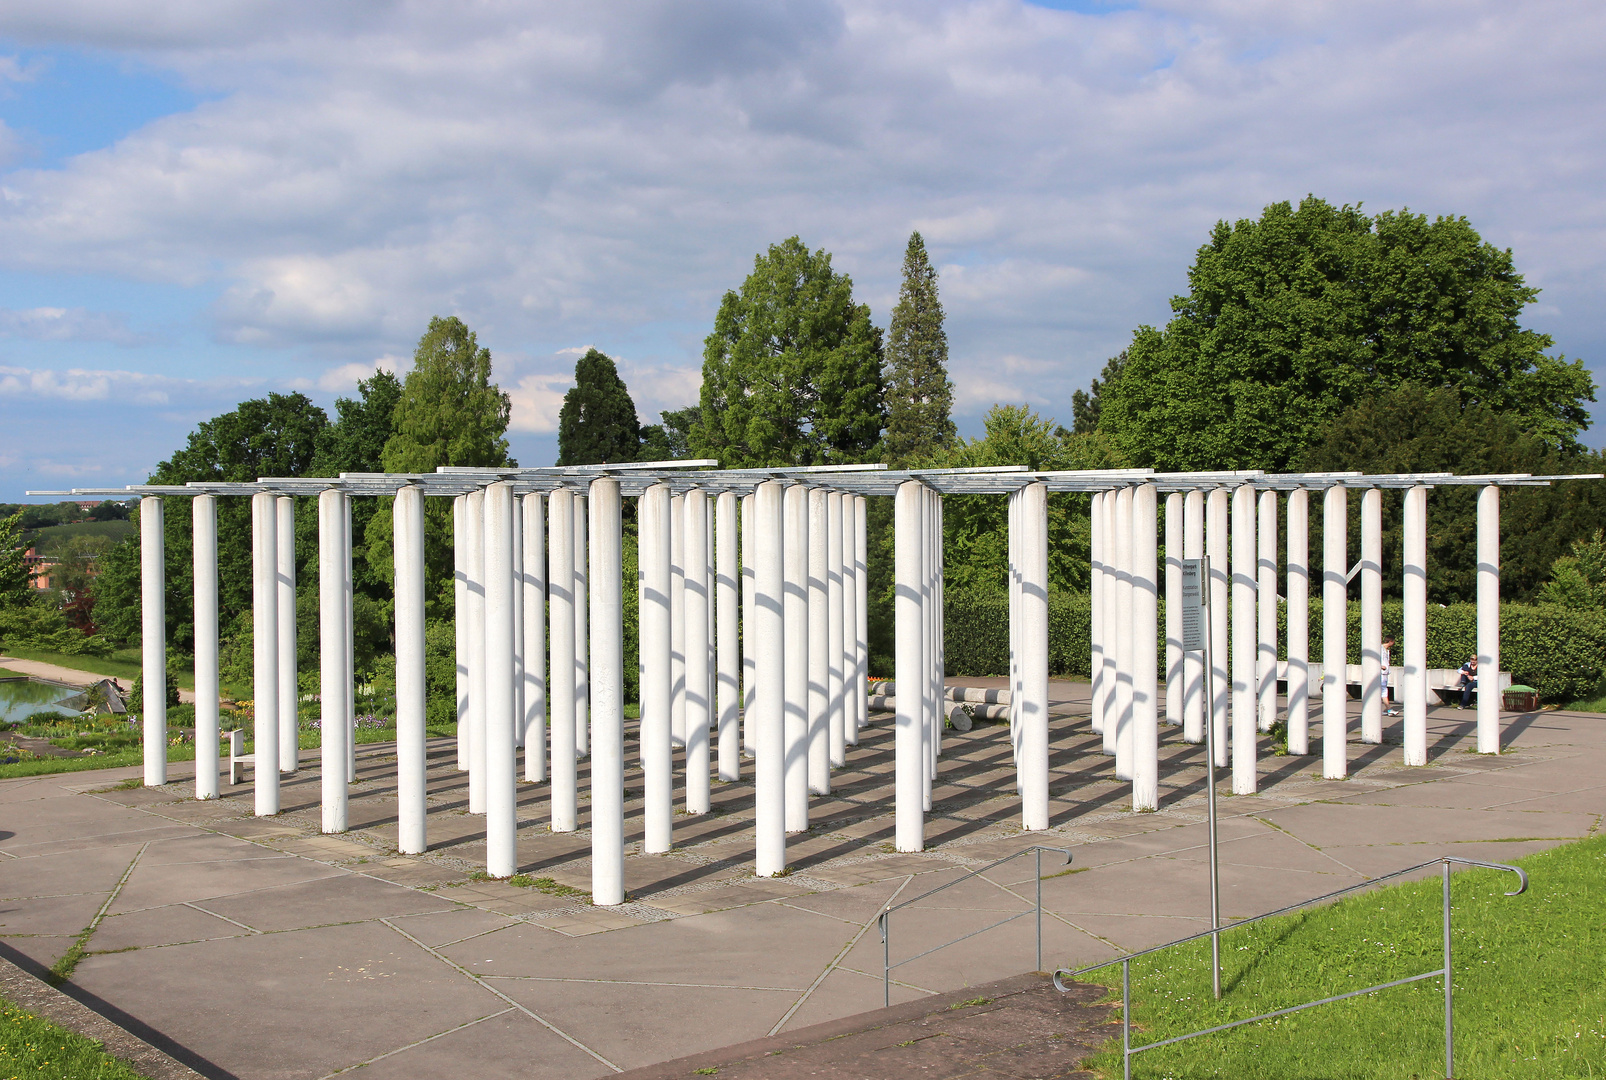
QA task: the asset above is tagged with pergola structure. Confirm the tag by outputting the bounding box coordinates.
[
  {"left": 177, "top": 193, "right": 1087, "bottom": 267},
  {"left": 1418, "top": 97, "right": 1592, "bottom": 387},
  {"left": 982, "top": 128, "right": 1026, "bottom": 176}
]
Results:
[{"left": 32, "top": 464, "right": 1594, "bottom": 906}]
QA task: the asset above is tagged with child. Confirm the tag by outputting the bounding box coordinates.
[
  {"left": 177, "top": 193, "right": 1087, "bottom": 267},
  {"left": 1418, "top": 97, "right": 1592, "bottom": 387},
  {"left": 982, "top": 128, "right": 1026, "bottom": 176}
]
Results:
[{"left": 1382, "top": 637, "right": 1398, "bottom": 716}]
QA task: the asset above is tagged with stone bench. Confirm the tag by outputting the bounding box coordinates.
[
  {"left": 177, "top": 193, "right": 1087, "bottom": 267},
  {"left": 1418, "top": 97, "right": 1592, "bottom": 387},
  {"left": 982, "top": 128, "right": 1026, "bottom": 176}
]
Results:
[
  {"left": 1273, "top": 662, "right": 1512, "bottom": 703},
  {"left": 226, "top": 729, "right": 254, "bottom": 785}
]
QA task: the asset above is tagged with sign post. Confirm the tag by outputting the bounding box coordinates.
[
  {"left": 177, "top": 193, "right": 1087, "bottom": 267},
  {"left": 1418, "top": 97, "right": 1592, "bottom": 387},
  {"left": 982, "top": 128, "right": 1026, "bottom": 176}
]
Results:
[{"left": 1181, "top": 557, "right": 1221, "bottom": 1000}]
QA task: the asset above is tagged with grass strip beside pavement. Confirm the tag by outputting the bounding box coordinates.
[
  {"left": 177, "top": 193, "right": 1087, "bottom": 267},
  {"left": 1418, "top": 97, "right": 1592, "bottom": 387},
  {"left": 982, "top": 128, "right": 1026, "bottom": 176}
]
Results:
[
  {"left": 1077, "top": 835, "right": 1606, "bottom": 1079},
  {"left": 0, "top": 649, "right": 195, "bottom": 691},
  {"left": 0, "top": 998, "right": 151, "bottom": 1080}
]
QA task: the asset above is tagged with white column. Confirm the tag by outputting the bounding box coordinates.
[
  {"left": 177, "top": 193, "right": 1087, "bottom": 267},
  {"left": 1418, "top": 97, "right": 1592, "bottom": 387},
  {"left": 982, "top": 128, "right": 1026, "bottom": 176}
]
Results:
[
  {"left": 854, "top": 495, "right": 869, "bottom": 737},
  {"left": 807, "top": 487, "right": 830, "bottom": 795},
  {"left": 573, "top": 495, "right": 589, "bottom": 760},
  {"left": 548, "top": 489, "right": 577, "bottom": 831},
  {"left": 140, "top": 496, "right": 167, "bottom": 787},
  {"left": 453, "top": 496, "right": 469, "bottom": 771},
  {"left": 522, "top": 494, "right": 547, "bottom": 782},
  {"left": 1113, "top": 486, "right": 1134, "bottom": 779},
  {"left": 1286, "top": 488, "right": 1311, "bottom": 756},
  {"left": 318, "top": 490, "right": 348, "bottom": 833},
  {"left": 1131, "top": 483, "right": 1159, "bottom": 810},
  {"left": 1323, "top": 484, "right": 1349, "bottom": 779},
  {"left": 670, "top": 493, "right": 686, "bottom": 748},
  {"left": 1257, "top": 489, "right": 1277, "bottom": 734},
  {"left": 1089, "top": 491, "right": 1104, "bottom": 737},
  {"left": 783, "top": 483, "right": 810, "bottom": 831},
  {"left": 1182, "top": 490, "right": 1205, "bottom": 744},
  {"left": 465, "top": 489, "right": 486, "bottom": 813},
  {"left": 841, "top": 494, "right": 860, "bottom": 748},
  {"left": 639, "top": 484, "right": 673, "bottom": 852},
  {"left": 275, "top": 496, "right": 298, "bottom": 773},
  {"left": 512, "top": 498, "right": 524, "bottom": 754},
  {"left": 250, "top": 492, "right": 280, "bottom": 814},
  {"left": 1164, "top": 491, "right": 1183, "bottom": 726},
  {"left": 192, "top": 495, "right": 219, "bottom": 800},
  {"left": 1019, "top": 482, "right": 1050, "bottom": 829},
  {"left": 894, "top": 480, "right": 926, "bottom": 852},
  {"left": 1230, "top": 485, "right": 1257, "bottom": 793},
  {"left": 716, "top": 491, "right": 740, "bottom": 781},
  {"left": 753, "top": 481, "right": 787, "bottom": 876},
  {"left": 1009, "top": 486, "right": 1021, "bottom": 776},
  {"left": 827, "top": 490, "right": 845, "bottom": 768},
  {"left": 741, "top": 492, "right": 756, "bottom": 757},
  {"left": 1360, "top": 487, "right": 1383, "bottom": 744},
  {"left": 484, "top": 482, "right": 517, "bottom": 878},
  {"left": 395, "top": 484, "right": 426, "bottom": 853},
  {"left": 589, "top": 479, "right": 625, "bottom": 905},
  {"left": 1477, "top": 485, "right": 1501, "bottom": 754},
  {"left": 1403, "top": 485, "right": 1428, "bottom": 766},
  {"left": 925, "top": 487, "right": 939, "bottom": 807},
  {"left": 1102, "top": 492, "right": 1120, "bottom": 756},
  {"left": 684, "top": 488, "right": 712, "bottom": 814},
  {"left": 1206, "top": 488, "right": 1229, "bottom": 769},
  {"left": 344, "top": 496, "right": 355, "bottom": 785}
]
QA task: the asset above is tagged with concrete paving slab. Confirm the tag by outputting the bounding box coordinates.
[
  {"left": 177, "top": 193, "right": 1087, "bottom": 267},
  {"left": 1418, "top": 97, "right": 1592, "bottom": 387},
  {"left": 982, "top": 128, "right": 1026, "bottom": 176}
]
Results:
[
  {"left": 92, "top": 902, "right": 255, "bottom": 950},
  {"left": 0, "top": 932, "right": 77, "bottom": 969},
  {"left": 1316, "top": 839, "right": 1566, "bottom": 879},
  {"left": 194, "top": 871, "right": 457, "bottom": 932},
  {"left": 139, "top": 832, "right": 287, "bottom": 866},
  {"left": 385, "top": 906, "right": 514, "bottom": 947},
  {"left": 0, "top": 889, "right": 106, "bottom": 937},
  {"left": 0, "top": 843, "right": 145, "bottom": 899},
  {"left": 1252, "top": 800, "right": 1596, "bottom": 847},
  {"left": 108, "top": 852, "right": 348, "bottom": 914},
  {"left": 342, "top": 1007, "right": 613, "bottom": 1080}
]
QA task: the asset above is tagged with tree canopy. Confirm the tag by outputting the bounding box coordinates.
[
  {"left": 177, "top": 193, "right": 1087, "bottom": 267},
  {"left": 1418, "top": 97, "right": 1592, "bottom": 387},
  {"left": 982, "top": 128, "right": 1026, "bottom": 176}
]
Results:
[
  {"left": 311, "top": 369, "right": 403, "bottom": 477},
  {"left": 556, "top": 348, "right": 642, "bottom": 465},
  {"left": 382, "top": 316, "right": 513, "bottom": 473},
  {"left": 881, "top": 231, "right": 956, "bottom": 465},
  {"left": 1099, "top": 197, "right": 1595, "bottom": 470},
  {"left": 691, "top": 237, "right": 885, "bottom": 467}
]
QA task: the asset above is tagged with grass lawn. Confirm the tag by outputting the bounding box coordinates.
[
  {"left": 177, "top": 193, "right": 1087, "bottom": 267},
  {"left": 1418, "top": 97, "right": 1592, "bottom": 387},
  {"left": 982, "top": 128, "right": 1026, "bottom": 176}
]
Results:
[
  {"left": 0, "top": 998, "right": 149, "bottom": 1079},
  {"left": 0, "top": 648, "right": 196, "bottom": 691},
  {"left": 1076, "top": 835, "right": 1606, "bottom": 1079}
]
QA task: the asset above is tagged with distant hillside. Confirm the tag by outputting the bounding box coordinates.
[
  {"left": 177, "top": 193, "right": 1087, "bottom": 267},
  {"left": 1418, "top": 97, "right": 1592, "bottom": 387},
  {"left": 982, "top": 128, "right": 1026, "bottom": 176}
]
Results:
[{"left": 28, "top": 520, "right": 136, "bottom": 553}]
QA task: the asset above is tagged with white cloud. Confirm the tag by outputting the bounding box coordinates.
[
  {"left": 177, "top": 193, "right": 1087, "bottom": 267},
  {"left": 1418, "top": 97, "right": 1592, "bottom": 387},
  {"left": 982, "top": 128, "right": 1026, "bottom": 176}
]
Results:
[
  {"left": 0, "top": 305, "right": 154, "bottom": 345},
  {"left": 506, "top": 373, "right": 572, "bottom": 434},
  {"left": 0, "top": 363, "right": 256, "bottom": 405}
]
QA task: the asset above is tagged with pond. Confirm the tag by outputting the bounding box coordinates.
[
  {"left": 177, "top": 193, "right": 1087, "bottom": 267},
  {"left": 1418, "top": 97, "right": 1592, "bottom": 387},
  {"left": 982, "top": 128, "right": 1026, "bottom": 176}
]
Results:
[{"left": 0, "top": 677, "right": 83, "bottom": 725}]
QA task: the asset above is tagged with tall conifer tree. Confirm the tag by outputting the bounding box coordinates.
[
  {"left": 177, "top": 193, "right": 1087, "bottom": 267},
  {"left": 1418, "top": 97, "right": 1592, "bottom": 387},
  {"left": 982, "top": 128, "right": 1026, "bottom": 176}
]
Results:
[
  {"left": 557, "top": 348, "right": 643, "bottom": 465},
  {"left": 881, "top": 231, "right": 956, "bottom": 465}
]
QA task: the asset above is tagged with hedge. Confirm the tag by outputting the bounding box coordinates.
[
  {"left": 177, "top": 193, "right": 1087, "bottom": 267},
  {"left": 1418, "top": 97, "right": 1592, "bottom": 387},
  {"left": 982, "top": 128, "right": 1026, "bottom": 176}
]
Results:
[{"left": 941, "top": 590, "right": 1606, "bottom": 703}]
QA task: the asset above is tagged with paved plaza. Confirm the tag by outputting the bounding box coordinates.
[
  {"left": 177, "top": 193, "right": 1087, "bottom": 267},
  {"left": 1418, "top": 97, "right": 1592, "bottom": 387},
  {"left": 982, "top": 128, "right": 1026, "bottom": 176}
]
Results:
[{"left": 1, "top": 686, "right": 1600, "bottom": 1080}]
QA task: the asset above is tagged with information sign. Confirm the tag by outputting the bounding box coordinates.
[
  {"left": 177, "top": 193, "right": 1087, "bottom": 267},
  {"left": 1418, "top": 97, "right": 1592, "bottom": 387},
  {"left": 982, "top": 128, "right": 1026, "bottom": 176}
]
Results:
[{"left": 1181, "top": 557, "right": 1207, "bottom": 651}]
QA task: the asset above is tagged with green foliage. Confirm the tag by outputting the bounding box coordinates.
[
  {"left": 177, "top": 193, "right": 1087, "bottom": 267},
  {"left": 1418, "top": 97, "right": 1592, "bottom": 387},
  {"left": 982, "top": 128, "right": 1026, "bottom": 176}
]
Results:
[
  {"left": 882, "top": 231, "right": 956, "bottom": 465},
  {"left": 23, "top": 520, "right": 134, "bottom": 555},
  {"left": 382, "top": 316, "right": 513, "bottom": 473},
  {"left": 943, "top": 590, "right": 1092, "bottom": 679},
  {"left": 1101, "top": 197, "right": 1596, "bottom": 470},
  {"left": 312, "top": 369, "right": 403, "bottom": 477},
  {"left": 1070, "top": 349, "right": 1126, "bottom": 435},
  {"left": 0, "top": 602, "right": 112, "bottom": 657},
  {"left": 0, "top": 510, "right": 30, "bottom": 606},
  {"left": 692, "top": 236, "right": 885, "bottom": 467},
  {"left": 557, "top": 348, "right": 642, "bottom": 465},
  {"left": 1536, "top": 530, "right": 1606, "bottom": 609},
  {"left": 424, "top": 618, "right": 459, "bottom": 727},
  {"left": 639, "top": 405, "right": 699, "bottom": 462},
  {"left": 128, "top": 651, "right": 184, "bottom": 713}
]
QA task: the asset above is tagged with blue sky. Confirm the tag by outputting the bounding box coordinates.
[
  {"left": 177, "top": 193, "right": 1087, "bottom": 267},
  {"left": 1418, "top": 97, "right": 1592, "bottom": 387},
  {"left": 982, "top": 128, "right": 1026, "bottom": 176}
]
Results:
[{"left": 1, "top": 0, "right": 1603, "bottom": 499}]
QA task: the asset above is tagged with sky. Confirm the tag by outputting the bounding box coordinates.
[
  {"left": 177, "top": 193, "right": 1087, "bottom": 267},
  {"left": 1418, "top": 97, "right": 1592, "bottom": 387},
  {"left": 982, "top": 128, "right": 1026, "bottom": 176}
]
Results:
[{"left": 1, "top": 0, "right": 1603, "bottom": 500}]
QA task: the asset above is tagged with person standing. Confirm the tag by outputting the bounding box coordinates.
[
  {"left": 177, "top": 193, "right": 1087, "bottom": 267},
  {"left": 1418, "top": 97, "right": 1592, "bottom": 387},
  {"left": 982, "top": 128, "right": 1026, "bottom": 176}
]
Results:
[{"left": 1382, "top": 637, "right": 1398, "bottom": 716}]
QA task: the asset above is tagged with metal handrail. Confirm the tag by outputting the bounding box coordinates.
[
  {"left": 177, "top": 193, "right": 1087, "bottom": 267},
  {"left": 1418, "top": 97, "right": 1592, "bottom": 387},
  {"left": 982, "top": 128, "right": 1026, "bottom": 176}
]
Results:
[
  {"left": 878, "top": 845, "right": 1071, "bottom": 1007},
  {"left": 1054, "top": 856, "right": 1528, "bottom": 1080}
]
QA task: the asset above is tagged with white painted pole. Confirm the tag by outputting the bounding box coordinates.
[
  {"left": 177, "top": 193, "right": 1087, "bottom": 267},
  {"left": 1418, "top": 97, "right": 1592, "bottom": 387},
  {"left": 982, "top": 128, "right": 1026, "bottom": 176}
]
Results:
[
  {"left": 684, "top": 488, "right": 712, "bottom": 814},
  {"left": 318, "top": 489, "right": 348, "bottom": 833},
  {"left": 522, "top": 494, "right": 547, "bottom": 783},
  {"left": 589, "top": 479, "right": 625, "bottom": 905},
  {"left": 1009, "top": 488, "right": 1021, "bottom": 783},
  {"left": 1019, "top": 482, "right": 1050, "bottom": 829},
  {"left": 192, "top": 495, "right": 218, "bottom": 799},
  {"left": 1089, "top": 492, "right": 1104, "bottom": 737},
  {"left": 827, "top": 490, "right": 845, "bottom": 769},
  {"left": 1477, "top": 485, "right": 1501, "bottom": 754},
  {"left": 1113, "top": 485, "right": 1134, "bottom": 780},
  {"left": 841, "top": 494, "right": 861, "bottom": 748},
  {"left": 484, "top": 482, "right": 517, "bottom": 878},
  {"left": 1403, "top": 485, "right": 1429, "bottom": 766},
  {"left": 465, "top": 489, "right": 486, "bottom": 813},
  {"left": 1257, "top": 488, "right": 1277, "bottom": 734},
  {"left": 716, "top": 491, "right": 740, "bottom": 782},
  {"left": 783, "top": 483, "right": 810, "bottom": 832},
  {"left": 250, "top": 492, "right": 280, "bottom": 814},
  {"left": 1165, "top": 491, "right": 1183, "bottom": 727},
  {"left": 574, "top": 495, "right": 589, "bottom": 760},
  {"left": 453, "top": 495, "right": 469, "bottom": 771},
  {"left": 670, "top": 493, "right": 686, "bottom": 748},
  {"left": 1360, "top": 487, "right": 1383, "bottom": 744},
  {"left": 855, "top": 495, "right": 869, "bottom": 736},
  {"left": 1206, "top": 488, "right": 1230, "bottom": 769},
  {"left": 344, "top": 496, "right": 355, "bottom": 785},
  {"left": 807, "top": 487, "right": 830, "bottom": 795},
  {"left": 1230, "top": 485, "right": 1257, "bottom": 794},
  {"left": 894, "top": 480, "right": 925, "bottom": 852},
  {"left": 639, "top": 483, "right": 673, "bottom": 852},
  {"left": 512, "top": 493, "right": 524, "bottom": 753},
  {"left": 754, "top": 481, "right": 787, "bottom": 876},
  {"left": 1286, "top": 488, "right": 1311, "bottom": 756},
  {"left": 741, "top": 492, "right": 756, "bottom": 757},
  {"left": 140, "top": 496, "right": 167, "bottom": 787},
  {"left": 1323, "top": 484, "right": 1349, "bottom": 779},
  {"left": 548, "top": 489, "right": 578, "bottom": 832},
  {"left": 1102, "top": 492, "right": 1121, "bottom": 757},
  {"left": 1133, "top": 483, "right": 1160, "bottom": 811},
  {"left": 276, "top": 496, "right": 298, "bottom": 773},
  {"left": 1182, "top": 490, "right": 1205, "bottom": 744},
  {"left": 395, "top": 484, "right": 426, "bottom": 853}
]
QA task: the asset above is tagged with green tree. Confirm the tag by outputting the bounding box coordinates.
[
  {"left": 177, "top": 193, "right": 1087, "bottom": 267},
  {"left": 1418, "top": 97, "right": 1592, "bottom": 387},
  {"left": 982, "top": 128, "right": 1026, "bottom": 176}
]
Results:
[
  {"left": 382, "top": 316, "right": 513, "bottom": 473},
  {"left": 639, "top": 406, "right": 700, "bottom": 462},
  {"left": 881, "top": 231, "right": 956, "bottom": 465},
  {"left": 556, "top": 349, "right": 642, "bottom": 465},
  {"left": 1537, "top": 531, "right": 1606, "bottom": 609},
  {"left": 692, "top": 237, "right": 885, "bottom": 467},
  {"left": 0, "top": 510, "right": 30, "bottom": 607},
  {"left": 1100, "top": 197, "right": 1595, "bottom": 470},
  {"left": 312, "top": 369, "right": 403, "bottom": 477},
  {"left": 1070, "top": 350, "right": 1127, "bottom": 435}
]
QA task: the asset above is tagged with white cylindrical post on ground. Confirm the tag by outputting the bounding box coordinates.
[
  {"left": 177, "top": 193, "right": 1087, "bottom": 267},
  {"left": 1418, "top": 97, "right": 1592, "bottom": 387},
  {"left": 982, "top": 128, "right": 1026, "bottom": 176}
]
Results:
[
  {"left": 716, "top": 491, "right": 740, "bottom": 781},
  {"left": 841, "top": 494, "right": 860, "bottom": 747},
  {"left": 783, "top": 484, "right": 810, "bottom": 831},
  {"left": 684, "top": 488, "right": 712, "bottom": 814},
  {"left": 1323, "top": 484, "right": 1349, "bottom": 779},
  {"left": 855, "top": 496, "right": 869, "bottom": 736},
  {"left": 1102, "top": 492, "right": 1120, "bottom": 756},
  {"left": 1360, "top": 487, "right": 1383, "bottom": 744},
  {"left": 1019, "top": 482, "right": 1050, "bottom": 829},
  {"left": 343, "top": 497, "right": 355, "bottom": 785},
  {"left": 827, "top": 490, "right": 845, "bottom": 768},
  {"left": 574, "top": 496, "right": 589, "bottom": 759},
  {"left": 1089, "top": 491, "right": 1105, "bottom": 737},
  {"left": 1477, "top": 485, "right": 1501, "bottom": 754},
  {"left": 1009, "top": 487, "right": 1022, "bottom": 778},
  {"left": 807, "top": 488, "right": 830, "bottom": 795},
  {"left": 1230, "top": 485, "right": 1257, "bottom": 794},
  {"left": 251, "top": 492, "right": 280, "bottom": 814},
  {"left": 589, "top": 480, "right": 625, "bottom": 905},
  {"left": 548, "top": 489, "right": 578, "bottom": 831},
  {"left": 484, "top": 483, "right": 517, "bottom": 878},
  {"left": 465, "top": 489, "right": 486, "bottom": 813},
  {"left": 192, "top": 495, "right": 219, "bottom": 799},
  {"left": 1113, "top": 486, "right": 1134, "bottom": 779},
  {"left": 522, "top": 494, "right": 547, "bottom": 782},
  {"left": 1206, "top": 488, "right": 1230, "bottom": 769},
  {"left": 276, "top": 496, "right": 297, "bottom": 773},
  {"left": 394, "top": 485, "right": 426, "bottom": 853},
  {"left": 1132, "top": 484, "right": 1160, "bottom": 811},
  {"left": 1165, "top": 492, "right": 1183, "bottom": 727},
  {"left": 453, "top": 496, "right": 469, "bottom": 771},
  {"left": 1286, "top": 488, "right": 1311, "bottom": 756},
  {"left": 741, "top": 492, "right": 756, "bottom": 756},
  {"left": 512, "top": 499, "right": 524, "bottom": 754},
  {"left": 1257, "top": 488, "right": 1277, "bottom": 734},
  {"left": 639, "top": 484, "right": 673, "bottom": 852},
  {"left": 1403, "top": 485, "right": 1428, "bottom": 766},
  {"left": 670, "top": 494, "right": 685, "bottom": 748},
  {"left": 1182, "top": 490, "right": 1205, "bottom": 744},
  {"left": 894, "top": 481, "right": 926, "bottom": 852},
  {"left": 754, "top": 481, "right": 787, "bottom": 875},
  {"left": 318, "top": 490, "right": 349, "bottom": 833},
  {"left": 140, "top": 496, "right": 167, "bottom": 787}
]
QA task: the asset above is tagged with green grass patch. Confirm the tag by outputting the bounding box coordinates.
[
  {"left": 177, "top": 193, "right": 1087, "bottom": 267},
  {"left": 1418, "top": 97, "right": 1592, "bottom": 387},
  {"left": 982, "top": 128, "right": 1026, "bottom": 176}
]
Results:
[
  {"left": 1074, "top": 836, "right": 1606, "bottom": 1079},
  {"left": 0, "top": 648, "right": 195, "bottom": 690},
  {"left": 0, "top": 997, "right": 150, "bottom": 1079}
]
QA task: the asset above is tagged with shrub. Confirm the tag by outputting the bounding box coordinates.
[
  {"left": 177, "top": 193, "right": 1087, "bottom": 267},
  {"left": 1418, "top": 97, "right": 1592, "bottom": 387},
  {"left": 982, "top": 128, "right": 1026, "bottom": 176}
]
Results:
[{"left": 0, "top": 602, "right": 113, "bottom": 657}]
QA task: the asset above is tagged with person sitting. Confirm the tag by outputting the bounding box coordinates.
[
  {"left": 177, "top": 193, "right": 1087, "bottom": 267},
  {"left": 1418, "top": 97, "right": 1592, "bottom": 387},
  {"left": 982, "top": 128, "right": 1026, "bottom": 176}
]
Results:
[{"left": 1457, "top": 656, "right": 1479, "bottom": 709}]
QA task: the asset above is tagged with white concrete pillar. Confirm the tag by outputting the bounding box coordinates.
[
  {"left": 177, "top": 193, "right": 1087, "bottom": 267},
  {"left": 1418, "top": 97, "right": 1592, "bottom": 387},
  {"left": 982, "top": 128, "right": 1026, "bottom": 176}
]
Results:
[
  {"left": 670, "top": 493, "right": 686, "bottom": 748},
  {"left": 684, "top": 488, "right": 712, "bottom": 814},
  {"left": 484, "top": 482, "right": 518, "bottom": 878},
  {"left": 1230, "top": 485, "right": 1257, "bottom": 794},
  {"left": 318, "top": 490, "right": 348, "bottom": 833},
  {"left": 589, "top": 479, "right": 625, "bottom": 905},
  {"left": 1102, "top": 492, "right": 1121, "bottom": 756},
  {"left": 1019, "top": 482, "right": 1050, "bottom": 829},
  {"left": 783, "top": 483, "right": 810, "bottom": 831},
  {"left": 1286, "top": 488, "right": 1311, "bottom": 756},
  {"left": 1182, "top": 490, "right": 1205, "bottom": 745},
  {"left": 1403, "top": 485, "right": 1428, "bottom": 766},
  {"left": 1132, "top": 483, "right": 1160, "bottom": 811},
  {"left": 807, "top": 488, "right": 830, "bottom": 795},
  {"left": 1360, "top": 487, "right": 1383, "bottom": 744},
  {"left": 140, "top": 496, "right": 167, "bottom": 787},
  {"left": 275, "top": 496, "right": 298, "bottom": 774},
  {"left": 1009, "top": 487, "right": 1022, "bottom": 782},
  {"left": 894, "top": 480, "right": 926, "bottom": 852},
  {"left": 465, "top": 489, "right": 487, "bottom": 813},
  {"left": 573, "top": 495, "right": 589, "bottom": 760},
  {"left": 841, "top": 494, "right": 861, "bottom": 748},
  {"left": 716, "top": 491, "right": 740, "bottom": 781},
  {"left": 250, "top": 492, "right": 280, "bottom": 814},
  {"left": 344, "top": 496, "right": 355, "bottom": 785},
  {"left": 1477, "top": 485, "right": 1501, "bottom": 754},
  {"left": 453, "top": 495, "right": 469, "bottom": 771},
  {"left": 395, "top": 484, "right": 427, "bottom": 852},
  {"left": 1113, "top": 486, "right": 1135, "bottom": 779},
  {"left": 1165, "top": 491, "right": 1183, "bottom": 726},
  {"left": 854, "top": 495, "right": 869, "bottom": 737},
  {"left": 1323, "top": 484, "right": 1349, "bottom": 779},
  {"left": 741, "top": 492, "right": 756, "bottom": 757},
  {"left": 1257, "top": 488, "right": 1278, "bottom": 734},
  {"left": 639, "top": 483, "right": 673, "bottom": 851},
  {"left": 192, "top": 495, "right": 219, "bottom": 800},
  {"left": 1206, "top": 488, "right": 1230, "bottom": 769},
  {"left": 513, "top": 494, "right": 525, "bottom": 753},
  {"left": 827, "top": 491, "right": 845, "bottom": 769},
  {"left": 548, "top": 489, "right": 578, "bottom": 831},
  {"left": 753, "top": 481, "right": 787, "bottom": 876},
  {"left": 522, "top": 494, "right": 547, "bottom": 782},
  {"left": 926, "top": 487, "right": 940, "bottom": 805},
  {"left": 1089, "top": 491, "right": 1104, "bottom": 738}
]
